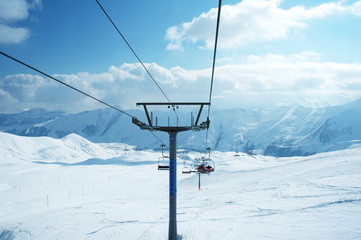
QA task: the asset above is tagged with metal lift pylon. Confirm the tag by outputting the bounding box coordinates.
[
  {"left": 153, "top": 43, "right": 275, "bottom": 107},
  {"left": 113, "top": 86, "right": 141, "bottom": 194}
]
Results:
[{"left": 132, "top": 102, "right": 210, "bottom": 240}]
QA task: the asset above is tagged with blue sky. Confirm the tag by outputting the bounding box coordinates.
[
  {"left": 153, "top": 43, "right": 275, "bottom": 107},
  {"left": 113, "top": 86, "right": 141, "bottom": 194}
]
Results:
[{"left": 1, "top": 0, "right": 361, "bottom": 113}]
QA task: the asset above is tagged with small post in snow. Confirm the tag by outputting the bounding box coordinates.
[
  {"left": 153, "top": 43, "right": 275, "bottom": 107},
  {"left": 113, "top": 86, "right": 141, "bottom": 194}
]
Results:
[{"left": 198, "top": 172, "right": 201, "bottom": 190}]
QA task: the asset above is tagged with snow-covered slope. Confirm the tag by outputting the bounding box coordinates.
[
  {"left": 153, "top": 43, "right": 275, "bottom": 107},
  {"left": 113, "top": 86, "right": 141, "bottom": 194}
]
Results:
[
  {"left": 1, "top": 98, "right": 361, "bottom": 156},
  {"left": 0, "top": 133, "right": 360, "bottom": 239},
  {"left": 0, "top": 132, "right": 134, "bottom": 164},
  {"left": 0, "top": 108, "right": 163, "bottom": 149}
]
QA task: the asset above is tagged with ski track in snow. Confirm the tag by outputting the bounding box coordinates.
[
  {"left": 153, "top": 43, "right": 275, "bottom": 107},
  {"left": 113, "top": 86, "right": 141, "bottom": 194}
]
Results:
[{"left": 0, "top": 132, "right": 361, "bottom": 239}]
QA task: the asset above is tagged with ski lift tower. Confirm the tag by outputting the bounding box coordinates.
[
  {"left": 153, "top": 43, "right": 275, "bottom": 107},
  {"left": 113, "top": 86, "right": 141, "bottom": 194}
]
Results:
[{"left": 132, "top": 102, "right": 210, "bottom": 240}]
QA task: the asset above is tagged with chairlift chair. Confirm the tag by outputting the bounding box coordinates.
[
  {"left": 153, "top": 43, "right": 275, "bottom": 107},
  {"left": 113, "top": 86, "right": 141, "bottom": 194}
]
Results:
[
  {"left": 205, "top": 160, "right": 215, "bottom": 172},
  {"left": 181, "top": 160, "right": 193, "bottom": 174},
  {"left": 158, "top": 144, "right": 169, "bottom": 170},
  {"left": 197, "top": 157, "right": 215, "bottom": 174},
  {"left": 158, "top": 156, "right": 170, "bottom": 170},
  {"left": 197, "top": 164, "right": 206, "bottom": 173}
]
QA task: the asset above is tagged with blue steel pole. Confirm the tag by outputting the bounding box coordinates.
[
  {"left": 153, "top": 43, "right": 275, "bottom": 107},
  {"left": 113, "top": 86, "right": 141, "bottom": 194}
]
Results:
[{"left": 169, "top": 131, "right": 177, "bottom": 240}]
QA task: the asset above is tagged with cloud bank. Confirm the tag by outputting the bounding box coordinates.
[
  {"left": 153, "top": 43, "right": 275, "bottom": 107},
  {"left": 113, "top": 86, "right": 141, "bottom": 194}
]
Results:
[
  {"left": 166, "top": 0, "right": 361, "bottom": 51},
  {"left": 1, "top": 52, "right": 361, "bottom": 113}
]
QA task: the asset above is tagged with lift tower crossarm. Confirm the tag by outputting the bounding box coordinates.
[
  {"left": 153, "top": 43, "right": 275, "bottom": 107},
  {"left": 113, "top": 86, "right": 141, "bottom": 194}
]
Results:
[
  {"left": 136, "top": 102, "right": 210, "bottom": 106},
  {"left": 134, "top": 102, "right": 210, "bottom": 131}
]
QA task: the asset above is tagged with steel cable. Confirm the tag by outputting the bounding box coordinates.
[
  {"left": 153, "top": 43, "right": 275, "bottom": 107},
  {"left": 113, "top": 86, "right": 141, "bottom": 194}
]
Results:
[
  {"left": 0, "top": 51, "right": 166, "bottom": 146},
  {"left": 205, "top": 0, "right": 222, "bottom": 149}
]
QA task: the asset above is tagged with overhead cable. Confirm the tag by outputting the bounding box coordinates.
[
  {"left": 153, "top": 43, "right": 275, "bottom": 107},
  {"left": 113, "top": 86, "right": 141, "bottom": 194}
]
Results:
[
  {"left": 206, "top": 0, "right": 222, "bottom": 149},
  {"left": 0, "top": 51, "right": 166, "bottom": 146},
  {"left": 96, "top": 0, "right": 184, "bottom": 126},
  {"left": 96, "top": 0, "right": 171, "bottom": 103},
  {"left": 208, "top": 0, "right": 222, "bottom": 110},
  {"left": 0, "top": 51, "right": 133, "bottom": 118}
]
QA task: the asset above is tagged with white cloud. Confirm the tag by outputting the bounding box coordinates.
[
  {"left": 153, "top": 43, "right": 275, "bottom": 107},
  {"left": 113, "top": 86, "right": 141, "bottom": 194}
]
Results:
[
  {"left": 166, "top": 0, "right": 361, "bottom": 51},
  {"left": 0, "top": 74, "right": 50, "bottom": 101},
  {"left": 0, "top": 62, "right": 205, "bottom": 113},
  {"left": 0, "top": 88, "right": 16, "bottom": 107},
  {"left": 0, "top": 0, "right": 41, "bottom": 44},
  {"left": 299, "top": 1, "right": 346, "bottom": 19},
  {"left": 166, "top": 26, "right": 185, "bottom": 51},
  {"left": 0, "top": 24, "right": 30, "bottom": 44},
  {"left": 0, "top": 0, "right": 29, "bottom": 22},
  {"left": 1, "top": 53, "right": 361, "bottom": 112},
  {"left": 350, "top": 0, "right": 361, "bottom": 15},
  {"left": 210, "top": 52, "right": 361, "bottom": 108}
]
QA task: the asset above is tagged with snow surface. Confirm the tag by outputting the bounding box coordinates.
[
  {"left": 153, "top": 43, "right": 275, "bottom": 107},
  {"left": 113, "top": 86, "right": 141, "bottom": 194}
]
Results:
[{"left": 1, "top": 132, "right": 361, "bottom": 239}]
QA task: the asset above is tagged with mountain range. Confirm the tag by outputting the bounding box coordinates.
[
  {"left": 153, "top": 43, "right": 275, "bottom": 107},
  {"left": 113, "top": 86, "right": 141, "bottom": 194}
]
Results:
[{"left": 1, "top": 98, "right": 360, "bottom": 157}]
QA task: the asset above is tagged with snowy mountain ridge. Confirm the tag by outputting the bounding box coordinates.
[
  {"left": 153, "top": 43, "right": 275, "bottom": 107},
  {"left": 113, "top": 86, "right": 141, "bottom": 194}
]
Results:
[{"left": 1, "top": 97, "right": 361, "bottom": 156}]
